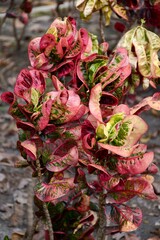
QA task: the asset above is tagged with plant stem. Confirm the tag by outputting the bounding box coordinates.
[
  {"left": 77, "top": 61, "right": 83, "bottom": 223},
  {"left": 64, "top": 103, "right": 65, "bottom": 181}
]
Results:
[
  {"left": 12, "top": 19, "right": 21, "bottom": 50},
  {"left": 97, "top": 192, "right": 106, "bottom": 240},
  {"left": 0, "top": 0, "right": 15, "bottom": 33},
  {"left": 36, "top": 158, "right": 54, "bottom": 240},
  {"left": 26, "top": 217, "right": 39, "bottom": 240},
  {"left": 99, "top": 9, "right": 105, "bottom": 43}
]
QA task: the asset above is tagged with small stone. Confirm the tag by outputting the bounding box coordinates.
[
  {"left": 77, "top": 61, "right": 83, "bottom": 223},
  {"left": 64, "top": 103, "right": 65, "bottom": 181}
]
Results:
[
  {"left": 155, "top": 219, "right": 160, "bottom": 226},
  {"left": 0, "top": 203, "right": 14, "bottom": 220},
  {"left": 18, "top": 178, "right": 31, "bottom": 190},
  {"left": 153, "top": 182, "right": 160, "bottom": 195},
  {"left": 13, "top": 190, "right": 28, "bottom": 204},
  {"left": 0, "top": 173, "right": 9, "bottom": 193}
]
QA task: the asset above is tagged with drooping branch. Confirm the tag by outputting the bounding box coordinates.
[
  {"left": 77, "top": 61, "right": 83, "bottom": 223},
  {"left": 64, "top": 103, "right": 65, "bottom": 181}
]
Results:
[{"left": 36, "top": 158, "right": 54, "bottom": 240}]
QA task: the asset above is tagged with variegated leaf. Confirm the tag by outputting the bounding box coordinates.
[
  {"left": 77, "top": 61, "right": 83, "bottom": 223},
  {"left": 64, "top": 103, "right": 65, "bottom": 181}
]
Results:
[
  {"left": 117, "top": 152, "right": 154, "bottom": 175},
  {"left": 35, "top": 178, "right": 75, "bottom": 202},
  {"left": 46, "top": 146, "right": 78, "bottom": 172},
  {"left": 110, "top": 205, "right": 142, "bottom": 232}
]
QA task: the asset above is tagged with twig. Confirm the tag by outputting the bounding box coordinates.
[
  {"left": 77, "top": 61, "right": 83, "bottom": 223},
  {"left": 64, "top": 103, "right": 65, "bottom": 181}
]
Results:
[
  {"left": 36, "top": 157, "right": 54, "bottom": 240},
  {"left": 99, "top": 9, "right": 105, "bottom": 43},
  {"left": 97, "top": 192, "right": 106, "bottom": 240},
  {"left": 0, "top": 0, "right": 15, "bottom": 33},
  {"left": 12, "top": 18, "right": 21, "bottom": 50}
]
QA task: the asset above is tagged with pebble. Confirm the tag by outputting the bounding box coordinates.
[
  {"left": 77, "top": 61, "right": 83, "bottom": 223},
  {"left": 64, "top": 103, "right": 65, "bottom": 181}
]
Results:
[{"left": 0, "top": 173, "right": 9, "bottom": 193}]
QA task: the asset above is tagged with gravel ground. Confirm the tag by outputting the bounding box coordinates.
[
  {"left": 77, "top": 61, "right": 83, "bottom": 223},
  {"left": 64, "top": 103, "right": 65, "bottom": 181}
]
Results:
[{"left": 0, "top": 2, "right": 160, "bottom": 239}]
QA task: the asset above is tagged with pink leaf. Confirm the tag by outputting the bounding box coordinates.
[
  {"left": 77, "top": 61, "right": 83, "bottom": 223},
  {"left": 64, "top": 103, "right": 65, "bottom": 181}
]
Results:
[
  {"left": 14, "top": 69, "right": 32, "bottom": 102},
  {"left": 111, "top": 205, "right": 142, "bottom": 232},
  {"left": 122, "top": 115, "right": 148, "bottom": 146},
  {"left": 18, "top": 12, "right": 29, "bottom": 25},
  {"left": 130, "top": 92, "right": 160, "bottom": 115},
  {"left": 98, "top": 143, "right": 139, "bottom": 157},
  {"left": 33, "top": 52, "right": 53, "bottom": 70},
  {"left": 89, "top": 83, "right": 103, "bottom": 122},
  {"left": 76, "top": 60, "right": 89, "bottom": 89},
  {"left": 56, "top": 37, "right": 69, "bottom": 59},
  {"left": 40, "top": 33, "right": 55, "bottom": 55},
  {"left": 46, "top": 146, "right": 78, "bottom": 172},
  {"left": 108, "top": 177, "right": 157, "bottom": 203},
  {"left": 52, "top": 75, "right": 66, "bottom": 91},
  {"left": 52, "top": 59, "right": 74, "bottom": 77},
  {"left": 28, "top": 37, "right": 41, "bottom": 67},
  {"left": 29, "top": 69, "right": 46, "bottom": 94},
  {"left": 113, "top": 104, "right": 130, "bottom": 115},
  {"left": 99, "top": 42, "right": 109, "bottom": 53},
  {"left": 16, "top": 121, "right": 35, "bottom": 134},
  {"left": 100, "top": 174, "right": 120, "bottom": 190},
  {"left": 147, "top": 163, "right": 159, "bottom": 174},
  {"left": 82, "top": 133, "right": 96, "bottom": 151},
  {"left": 35, "top": 178, "right": 75, "bottom": 202},
  {"left": 117, "top": 152, "right": 154, "bottom": 175},
  {"left": 21, "top": 140, "right": 37, "bottom": 160},
  {"left": 69, "top": 104, "right": 88, "bottom": 121},
  {"left": 88, "top": 164, "right": 110, "bottom": 176},
  {"left": 37, "top": 99, "right": 53, "bottom": 131}
]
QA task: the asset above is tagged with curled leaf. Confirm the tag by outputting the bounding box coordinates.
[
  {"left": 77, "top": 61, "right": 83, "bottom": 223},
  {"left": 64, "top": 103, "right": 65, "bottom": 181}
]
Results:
[{"left": 35, "top": 178, "right": 75, "bottom": 202}]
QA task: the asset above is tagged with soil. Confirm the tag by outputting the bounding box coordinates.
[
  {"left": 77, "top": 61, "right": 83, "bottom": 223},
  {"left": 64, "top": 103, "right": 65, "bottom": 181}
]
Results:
[{"left": 0, "top": 1, "right": 160, "bottom": 240}]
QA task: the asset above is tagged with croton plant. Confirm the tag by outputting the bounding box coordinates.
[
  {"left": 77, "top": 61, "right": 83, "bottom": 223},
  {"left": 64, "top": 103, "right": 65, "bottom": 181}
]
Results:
[{"left": 1, "top": 2, "right": 160, "bottom": 240}]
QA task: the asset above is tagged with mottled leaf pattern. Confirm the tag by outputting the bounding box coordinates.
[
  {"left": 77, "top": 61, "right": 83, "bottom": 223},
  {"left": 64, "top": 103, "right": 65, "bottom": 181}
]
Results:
[
  {"left": 35, "top": 178, "right": 75, "bottom": 202},
  {"left": 110, "top": 205, "right": 142, "bottom": 232}
]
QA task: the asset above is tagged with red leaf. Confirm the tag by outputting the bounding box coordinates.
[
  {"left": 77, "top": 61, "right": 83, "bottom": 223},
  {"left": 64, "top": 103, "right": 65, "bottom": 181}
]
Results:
[
  {"left": 110, "top": 205, "right": 142, "bottom": 232},
  {"left": 101, "top": 92, "right": 118, "bottom": 106},
  {"left": 35, "top": 178, "right": 75, "bottom": 202},
  {"left": 117, "top": 152, "right": 154, "bottom": 175},
  {"left": 46, "top": 146, "right": 78, "bottom": 172},
  {"left": 100, "top": 174, "right": 120, "bottom": 190},
  {"left": 14, "top": 69, "right": 32, "bottom": 102},
  {"left": 40, "top": 33, "right": 55, "bottom": 54},
  {"left": 16, "top": 121, "right": 35, "bottom": 135},
  {"left": 1, "top": 92, "right": 15, "bottom": 104},
  {"left": 37, "top": 99, "right": 53, "bottom": 131},
  {"left": 114, "top": 22, "right": 126, "bottom": 32},
  {"left": 52, "top": 59, "right": 74, "bottom": 77},
  {"left": 108, "top": 177, "right": 157, "bottom": 203},
  {"left": 20, "top": 0, "right": 32, "bottom": 13},
  {"left": 29, "top": 69, "right": 46, "bottom": 94},
  {"left": 88, "top": 164, "right": 110, "bottom": 176}
]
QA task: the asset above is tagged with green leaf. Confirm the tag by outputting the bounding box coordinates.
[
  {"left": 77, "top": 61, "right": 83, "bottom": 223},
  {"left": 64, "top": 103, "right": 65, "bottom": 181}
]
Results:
[
  {"left": 96, "top": 113, "right": 125, "bottom": 143},
  {"left": 112, "top": 120, "right": 131, "bottom": 146},
  {"left": 31, "top": 88, "right": 39, "bottom": 108},
  {"left": 3, "top": 236, "right": 10, "bottom": 240}
]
